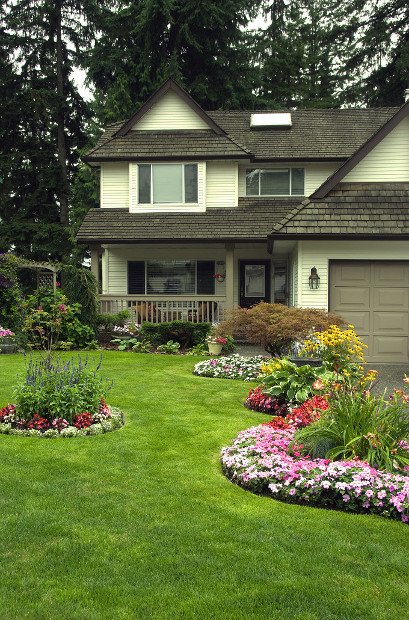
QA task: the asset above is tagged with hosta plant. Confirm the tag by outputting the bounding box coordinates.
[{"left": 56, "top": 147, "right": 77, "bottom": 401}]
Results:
[{"left": 261, "top": 358, "right": 334, "bottom": 404}]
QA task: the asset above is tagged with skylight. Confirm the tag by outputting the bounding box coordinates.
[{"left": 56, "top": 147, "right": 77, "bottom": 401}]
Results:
[{"left": 250, "top": 113, "right": 292, "bottom": 128}]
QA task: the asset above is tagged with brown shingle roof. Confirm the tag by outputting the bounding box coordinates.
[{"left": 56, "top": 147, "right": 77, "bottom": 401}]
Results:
[
  {"left": 85, "top": 129, "right": 250, "bottom": 161},
  {"left": 211, "top": 108, "right": 399, "bottom": 160},
  {"left": 76, "top": 198, "right": 299, "bottom": 244},
  {"left": 271, "top": 183, "right": 409, "bottom": 237},
  {"left": 85, "top": 108, "right": 399, "bottom": 162}
]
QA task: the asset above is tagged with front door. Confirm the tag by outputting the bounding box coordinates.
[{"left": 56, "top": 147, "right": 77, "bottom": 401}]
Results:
[{"left": 239, "top": 260, "right": 271, "bottom": 308}]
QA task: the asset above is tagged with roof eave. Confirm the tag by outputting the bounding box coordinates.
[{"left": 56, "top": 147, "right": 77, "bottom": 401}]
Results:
[
  {"left": 83, "top": 154, "right": 250, "bottom": 163},
  {"left": 76, "top": 236, "right": 268, "bottom": 245},
  {"left": 268, "top": 232, "right": 409, "bottom": 240}
]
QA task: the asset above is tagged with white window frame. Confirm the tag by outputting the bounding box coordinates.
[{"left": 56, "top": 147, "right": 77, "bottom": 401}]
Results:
[
  {"left": 128, "top": 260, "right": 216, "bottom": 295},
  {"left": 246, "top": 168, "right": 304, "bottom": 197},
  {"left": 138, "top": 163, "right": 198, "bottom": 205}
]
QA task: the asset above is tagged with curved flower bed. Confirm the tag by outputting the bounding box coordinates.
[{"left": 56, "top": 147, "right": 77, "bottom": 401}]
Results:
[
  {"left": 193, "top": 355, "right": 268, "bottom": 381},
  {"left": 0, "top": 400, "right": 124, "bottom": 438},
  {"left": 221, "top": 424, "right": 409, "bottom": 524}
]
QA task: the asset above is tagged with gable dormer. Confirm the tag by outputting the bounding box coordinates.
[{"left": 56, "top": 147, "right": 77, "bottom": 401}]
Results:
[
  {"left": 132, "top": 89, "right": 210, "bottom": 131},
  {"left": 114, "top": 79, "right": 225, "bottom": 136}
]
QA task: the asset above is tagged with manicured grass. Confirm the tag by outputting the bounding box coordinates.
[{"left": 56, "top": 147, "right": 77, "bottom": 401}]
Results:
[{"left": 0, "top": 351, "right": 407, "bottom": 620}]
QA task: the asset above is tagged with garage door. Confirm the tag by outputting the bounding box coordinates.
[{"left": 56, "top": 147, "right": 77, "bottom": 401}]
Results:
[{"left": 329, "top": 261, "right": 409, "bottom": 363}]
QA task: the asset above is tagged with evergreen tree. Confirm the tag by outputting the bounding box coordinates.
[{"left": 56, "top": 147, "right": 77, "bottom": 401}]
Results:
[
  {"left": 87, "top": 0, "right": 258, "bottom": 123},
  {"left": 336, "top": 0, "right": 409, "bottom": 106},
  {"left": 1, "top": 0, "right": 100, "bottom": 260},
  {"left": 253, "top": 0, "right": 343, "bottom": 108}
]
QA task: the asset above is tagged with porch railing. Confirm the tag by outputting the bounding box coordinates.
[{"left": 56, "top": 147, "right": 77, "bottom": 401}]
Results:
[{"left": 99, "top": 295, "right": 226, "bottom": 324}]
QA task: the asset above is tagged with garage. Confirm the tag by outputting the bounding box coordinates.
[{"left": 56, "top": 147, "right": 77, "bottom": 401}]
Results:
[{"left": 329, "top": 261, "right": 409, "bottom": 363}]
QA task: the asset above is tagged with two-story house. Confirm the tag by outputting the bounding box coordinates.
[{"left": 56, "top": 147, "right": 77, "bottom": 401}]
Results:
[{"left": 77, "top": 79, "right": 409, "bottom": 362}]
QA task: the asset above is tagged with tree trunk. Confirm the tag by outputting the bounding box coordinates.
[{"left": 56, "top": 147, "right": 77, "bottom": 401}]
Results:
[{"left": 55, "top": 0, "right": 69, "bottom": 229}]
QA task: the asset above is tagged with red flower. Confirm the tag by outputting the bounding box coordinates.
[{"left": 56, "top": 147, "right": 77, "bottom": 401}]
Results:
[
  {"left": 0, "top": 404, "right": 16, "bottom": 422},
  {"left": 73, "top": 412, "right": 94, "bottom": 429},
  {"left": 27, "top": 414, "right": 50, "bottom": 431}
]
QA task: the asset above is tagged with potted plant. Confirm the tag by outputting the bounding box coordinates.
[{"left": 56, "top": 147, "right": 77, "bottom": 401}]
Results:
[
  {"left": 207, "top": 336, "right": 227, "bottom": 355},
  {"left": 0, "top": 327, "right": 17, "bottom": 353}
]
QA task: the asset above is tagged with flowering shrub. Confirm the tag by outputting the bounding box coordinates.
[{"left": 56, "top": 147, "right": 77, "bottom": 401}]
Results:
[
  {"left": 0, "top": 327, "right": 14, "bottom": 338},
  {"left": 245, "top": 386, "right": 288, "bottom": 415},
  {"left": 300, "top": 324, "right": 366, "bottom": 373},
  {"left": 221, "top": 424, "right": 409, "bottom": 524},
  {"left": 193, "top": 355, "right": 268, "bottom": 381},
  {"left": 0, "top": 401, "right": 124, "bottom": 438},
  {"left": 22, "top": 288, "right": 95, "bottom": 351}
]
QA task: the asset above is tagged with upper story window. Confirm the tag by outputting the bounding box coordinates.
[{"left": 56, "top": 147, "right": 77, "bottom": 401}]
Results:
[
  {"left": 246, "top": 168, "right": 304, "bottom": 196},
  {"left": 138, "top": 163, "right": 198, "bottom": 204}
]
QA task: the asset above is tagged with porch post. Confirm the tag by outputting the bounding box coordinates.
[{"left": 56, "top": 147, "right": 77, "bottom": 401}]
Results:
[
  {"left": 90, "top": 245, "right": 100, "bottom": 290},
  {"left": 225, "top": 242, "right": 235, "bottom": 311}
]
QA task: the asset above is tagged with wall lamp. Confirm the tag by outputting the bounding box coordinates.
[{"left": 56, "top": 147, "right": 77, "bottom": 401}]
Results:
[{"left": 309, "top": 266, "right": 320, "bottom": 289}]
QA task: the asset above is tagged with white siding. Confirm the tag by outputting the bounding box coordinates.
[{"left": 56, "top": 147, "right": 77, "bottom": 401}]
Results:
[
  {"left": 129, "top": 162, "right": 206, "bottom": 213},
  {"left": 297, "top": 240, "right": 409, "bottom": 309},
  {"left": 132, "top": 91, "right": 209, "bottom": 131},
  {"left": 344, "top": 116, "right": 409, "bottom": 182},
  {"left": 238, "top": 162, "right": 340, "bottom": 197},
  {"left": 101, "top": 163, "right": 129, "bottom": 209},
  {"left": 206, "top": 162, "right": 238, "bottom": 208}
]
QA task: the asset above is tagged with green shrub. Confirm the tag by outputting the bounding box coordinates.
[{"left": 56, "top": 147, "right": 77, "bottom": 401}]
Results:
[
  {"left": 60, "top": 264, "right": 99, "bottom": 329},
  {"left": 0, "top": 254, "right": 22, "bottom": 331},
  {"left": 295, "top": 390, "right": 409, "bottom": 472},
  {"left": 261, "top": 358, "right": 334, "bottom": 404},
  {"left": 215, "top": 302, "right": 344, "bottom": 355},
  {"left": 14, "top": 355, "right": 112, "bottom": 424},
  {"left": 139, "top": 321, "right": 211, "bottom": 348},
  {"left": 96, "top": 310, "right": 131, "bottom": 329}
]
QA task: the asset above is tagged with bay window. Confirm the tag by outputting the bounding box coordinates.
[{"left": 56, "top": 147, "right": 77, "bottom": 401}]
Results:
[
  {"left": 128, "top": 260, "right": 215, "bottom": 295},
  {"left": 246, "top": 168, "right": 304, "bottom": 196},
  {"left": 138, "top": 163, "right": 198, "bottom": 204}
]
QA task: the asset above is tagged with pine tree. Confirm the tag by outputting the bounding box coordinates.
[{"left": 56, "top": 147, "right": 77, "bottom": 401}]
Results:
[
  {"left": 336, "top": 0, "right": 409, "bottom": 106},
  {"left": 1, "top": 0, "right": 100, "bottom": 260},
  {"left": 254, "top": 0, "right": 343, "bottom": 108},
  {"left": 87, "top": 0, "right": 258, "bottom": 124}
]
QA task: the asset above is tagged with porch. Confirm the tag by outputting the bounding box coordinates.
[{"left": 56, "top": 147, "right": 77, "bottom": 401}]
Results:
[
  {"left": 99, "top": 295, "right": 224, "bottom": 324},
  {"left": 93, "top": 241, "right": 297, "bottom": 324}
]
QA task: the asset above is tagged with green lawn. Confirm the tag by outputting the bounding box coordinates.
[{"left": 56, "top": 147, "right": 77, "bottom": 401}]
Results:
[{"left": 0, "top": 352, "right": 407, "bottom": 620}]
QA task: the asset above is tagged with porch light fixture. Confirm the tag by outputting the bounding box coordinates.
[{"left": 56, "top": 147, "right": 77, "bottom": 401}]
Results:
[{"left": 309, "top": 266, "right": 320, "bottom": 290}]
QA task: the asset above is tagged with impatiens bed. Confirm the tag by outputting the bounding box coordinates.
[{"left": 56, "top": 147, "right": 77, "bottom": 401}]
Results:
[
  {"left": 193, "top": 354, "right": 268, "bottom": 381},
  {"left": 0, "top": 399, "right": 124, "bottom": 437},
  {"left": 221, "top": 423, "right": 409, "bottom": 524}
]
